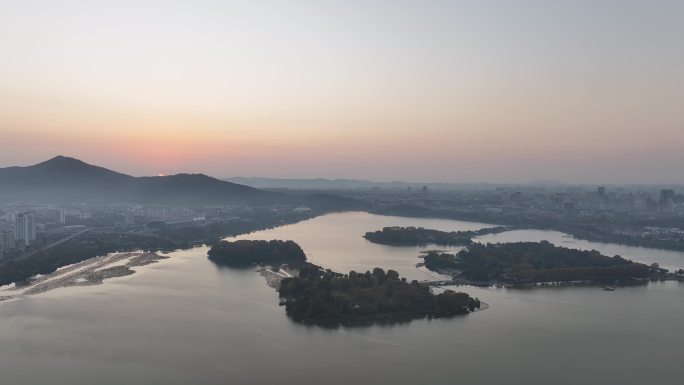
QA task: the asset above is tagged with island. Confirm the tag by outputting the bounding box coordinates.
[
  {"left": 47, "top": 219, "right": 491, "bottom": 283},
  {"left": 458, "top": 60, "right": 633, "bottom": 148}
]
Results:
[
  {"left": 421, "top": 241, "right": 652, "bottom": 286},
  {"left": 363, "top": 226, "right": 510, "bottom": 246},
  {"left": 207, "top": 239, "right": 307, "bottom": 267},
  {"left": 279, "top": 266, "right": 480, "bottom": 326},
  {"left": 208, "top": 239, "right": 481, "bottom": 326}
]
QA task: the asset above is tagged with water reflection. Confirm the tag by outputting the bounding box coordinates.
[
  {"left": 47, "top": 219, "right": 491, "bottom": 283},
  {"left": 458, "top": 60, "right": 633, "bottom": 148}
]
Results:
[{"left": 0, "top": 212, "right": 682, "bottom": 385}]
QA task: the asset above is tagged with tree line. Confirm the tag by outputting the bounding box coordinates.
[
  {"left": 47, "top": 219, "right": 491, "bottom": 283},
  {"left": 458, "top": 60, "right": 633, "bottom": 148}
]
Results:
[
  {"left": 363, "top": 226, "right": 511, "bottom": 246},
  {"left": 423, "top": 241, "right": 651, "bottom": 284}
]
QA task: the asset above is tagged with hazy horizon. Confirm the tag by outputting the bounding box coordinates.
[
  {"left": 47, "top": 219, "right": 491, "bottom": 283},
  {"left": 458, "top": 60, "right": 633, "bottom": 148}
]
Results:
[
  {"left": 1, "top": 1, "right": 683, "bottom": 184},
  {"left": 2, "top": 154, "right": 683, "bottom": 187}
]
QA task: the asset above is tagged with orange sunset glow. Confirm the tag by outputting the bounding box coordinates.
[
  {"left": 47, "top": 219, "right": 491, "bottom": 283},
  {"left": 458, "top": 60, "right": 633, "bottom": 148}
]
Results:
[{"left": 1, "top": 1, "right": 683, "bottom": 183}]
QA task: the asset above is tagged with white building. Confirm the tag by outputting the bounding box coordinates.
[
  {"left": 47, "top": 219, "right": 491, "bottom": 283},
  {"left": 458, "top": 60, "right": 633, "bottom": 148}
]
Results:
[
  {"left": 15, "top": 212, "right": 36, "bottom": 247},
  {"left": 293, "top": 206, "right": 312, "bottom": 214}
]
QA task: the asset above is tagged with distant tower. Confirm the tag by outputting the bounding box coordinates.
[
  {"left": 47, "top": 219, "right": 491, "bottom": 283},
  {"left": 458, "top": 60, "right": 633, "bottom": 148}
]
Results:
[
  {"left": 124, "top": 211, "right": 135, "bottom": 226},
  {"left": 660, "top": 189, "right": 675, "bottom": 202},
  {"left": 509, "top": 192, "right": 522, "bottom": 201},
  {"left": 422, "top": 186, "right": 428, "bottom": 194},
  {"left": 563, "top": 202, "right": 576, "bottom": 214},
  {"left": 659, "top": 189, "right": 676, "bottom": 213},
  {"left": 59, "top": 208, "right": 66, "bottom": 224},
  {"left": 597, "top": 186, "right": 606, "bottom": 196},
  {"left": 15, "top": 212, "right": 36, "bottom": 247},
  {"left": 1, "top": 230, "right": 16, "bottom": 251}
]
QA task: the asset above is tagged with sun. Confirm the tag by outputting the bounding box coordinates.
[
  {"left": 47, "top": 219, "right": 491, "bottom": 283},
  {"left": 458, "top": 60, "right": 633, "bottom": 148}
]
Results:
[{"left": 158, "top": 172, "right": 165, "bottom": 177}]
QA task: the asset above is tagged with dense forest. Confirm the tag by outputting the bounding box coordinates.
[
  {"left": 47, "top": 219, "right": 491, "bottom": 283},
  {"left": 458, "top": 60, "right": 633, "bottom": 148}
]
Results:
[
  {"left": 279, "top": 265, "right": 480, "bottom": 326},
  {"left": 363, "top": 226, "right": 510, "bottom": 246},
  {"left": 423, "top": 241, "right": 651, "bottom": 284},
  {"left": 208, "top": 239, "right": 307, "bottom": 267}
]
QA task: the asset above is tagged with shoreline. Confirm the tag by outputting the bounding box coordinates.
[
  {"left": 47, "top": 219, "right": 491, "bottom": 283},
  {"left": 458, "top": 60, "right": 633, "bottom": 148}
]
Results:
[
  {"left": 0, "top": 251, "right": 169, "bottom": 299},
  {"left": 372, "top": 209, "right": 684, "bottom": 254}
]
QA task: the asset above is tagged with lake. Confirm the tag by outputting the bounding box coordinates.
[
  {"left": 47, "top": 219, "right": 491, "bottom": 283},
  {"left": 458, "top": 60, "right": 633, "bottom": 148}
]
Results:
[{"left": 1, "top": 211, "right": 682, "bottom": 385}]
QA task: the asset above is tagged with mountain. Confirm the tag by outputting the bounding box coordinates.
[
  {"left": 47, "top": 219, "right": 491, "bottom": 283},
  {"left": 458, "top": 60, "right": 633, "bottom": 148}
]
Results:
[
  {"left": 0, "top": 155, "right": 132, "bottom": 184},
  {"left": 0, "top": 156, "right": 280, "bottom": 205},
  {"left": 131, "top": 173, "right": 282, "bottom": 205}
]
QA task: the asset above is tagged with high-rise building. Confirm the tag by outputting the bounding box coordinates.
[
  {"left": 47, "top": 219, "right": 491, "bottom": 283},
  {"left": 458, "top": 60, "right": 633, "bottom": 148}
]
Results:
[
  {"left": 124, "top": 211, "right": 135, "bottom": 226},
  {"left": 15, "top": 212, "right": 36, "bottom": 247},
  {"left": 59, "top": 208, "right": 66, "bottom": 224},
  {"left": 659, "top": 189, "right": 676, "bottom": 213},
  {"left": 597, "top": 186, "right": 606, "bottom": 196},
  {"left": 563, "top": 202, "right": 576, "bottom": 214},
  {"left": 1, "top": 230, "right": 16, "bottom": 251},
  {"left": 660, "top": 189, "right": 675, "bottom": 202}
]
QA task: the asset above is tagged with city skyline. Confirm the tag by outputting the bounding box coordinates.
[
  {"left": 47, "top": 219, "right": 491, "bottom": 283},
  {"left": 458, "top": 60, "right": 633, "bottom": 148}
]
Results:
[{"left": 1, "top": 1, "right": 683, "bottom": 184}]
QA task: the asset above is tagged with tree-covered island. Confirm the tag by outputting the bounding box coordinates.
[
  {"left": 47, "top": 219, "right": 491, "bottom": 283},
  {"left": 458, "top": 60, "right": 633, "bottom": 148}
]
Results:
[
  {"left": 208, "top": 239, "right": 307, "bottom": 267},
  {"left": 363, "top": 226, "right": 510, "bottom": 246},
  {"left": 279, "top": 266, "right": 480, "bottom": 326},
  {"left": 207, "top": 240, "right": 481, "bottom": 326},
  {"left": 422, "top": 241, "right": 652, "bottom": 285}
]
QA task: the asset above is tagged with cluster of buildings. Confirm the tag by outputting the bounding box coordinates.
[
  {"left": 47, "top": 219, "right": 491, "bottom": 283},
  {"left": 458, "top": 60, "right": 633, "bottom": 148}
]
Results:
[
  {"left": 540, "top": 187, "right": 683, "bottom": 217},
  {"left": 129, "top": 206, "right": 195, "bottom": 220},
  {"left": 0, "top": 212, "right": 36, "bottom": 257},
  {"left": 355, "top": 184, "right": 684, "bottom": 225}
]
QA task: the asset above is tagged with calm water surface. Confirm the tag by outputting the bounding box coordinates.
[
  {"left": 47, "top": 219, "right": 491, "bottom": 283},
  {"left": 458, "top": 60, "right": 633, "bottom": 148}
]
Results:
[{"left": 1, "top": 212, "right": 682, "bottom": 385}]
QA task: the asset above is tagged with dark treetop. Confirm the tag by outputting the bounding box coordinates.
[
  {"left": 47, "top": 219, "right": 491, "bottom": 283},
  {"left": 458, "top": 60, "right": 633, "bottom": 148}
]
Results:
[{"left": 208, "top": 240, "right": 307, "bottom": 267}]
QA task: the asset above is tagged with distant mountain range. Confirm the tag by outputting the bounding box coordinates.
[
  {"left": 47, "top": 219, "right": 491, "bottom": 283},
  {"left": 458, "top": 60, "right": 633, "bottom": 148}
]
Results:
[
  {"left": 224, "top": 177, "right": 447, "bottom": 190},
  {"left": 224, "top": 176, "right": 506, "bottom": 191},
  {"left": 0, "top": 156, "right": 364, "bottom": 209},
  {"left": 224, "top": 177, "right": 683, "bottom": 191}
]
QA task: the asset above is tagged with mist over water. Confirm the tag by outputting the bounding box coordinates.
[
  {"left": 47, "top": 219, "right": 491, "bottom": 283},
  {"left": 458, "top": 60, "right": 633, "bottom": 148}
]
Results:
[{"left": 1, "top": 212, "right": 682, "bottom": 385}]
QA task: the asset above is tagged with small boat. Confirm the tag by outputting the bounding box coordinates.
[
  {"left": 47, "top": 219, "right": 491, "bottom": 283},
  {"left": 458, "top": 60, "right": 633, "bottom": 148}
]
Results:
[{"left": 601, "top": 286, "right": 616, "bottom": 291}]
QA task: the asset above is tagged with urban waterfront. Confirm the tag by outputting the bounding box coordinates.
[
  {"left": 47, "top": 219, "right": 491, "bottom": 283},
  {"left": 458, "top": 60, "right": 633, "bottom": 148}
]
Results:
[{"left": 1, "top": 212, "right": 682, "bottom": 385}]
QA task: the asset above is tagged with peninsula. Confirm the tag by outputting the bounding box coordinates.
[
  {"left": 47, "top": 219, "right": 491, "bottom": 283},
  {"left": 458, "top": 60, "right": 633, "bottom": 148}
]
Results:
[
  {"left": 363, "top": 226, "right": 510, "bottom": 246},
  {"left": 422, "top": 241, "right": 653, "bottom": 285}
]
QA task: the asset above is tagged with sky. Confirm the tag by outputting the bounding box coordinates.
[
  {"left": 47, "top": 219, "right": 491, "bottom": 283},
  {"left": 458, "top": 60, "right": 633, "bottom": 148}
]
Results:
[{"left": 0, "top": 0, "right": 683, "bottom": 184}]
